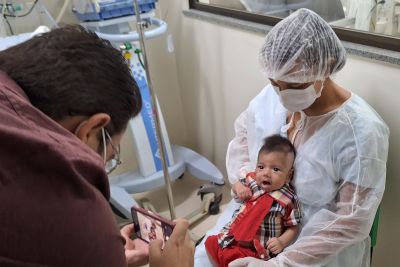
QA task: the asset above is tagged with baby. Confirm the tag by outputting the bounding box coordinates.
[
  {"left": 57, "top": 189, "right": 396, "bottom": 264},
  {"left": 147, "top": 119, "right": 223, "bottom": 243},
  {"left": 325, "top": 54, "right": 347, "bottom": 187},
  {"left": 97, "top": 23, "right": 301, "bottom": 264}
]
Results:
[{"left": 205, "top": 134, "right": 301, "bottom": 267}]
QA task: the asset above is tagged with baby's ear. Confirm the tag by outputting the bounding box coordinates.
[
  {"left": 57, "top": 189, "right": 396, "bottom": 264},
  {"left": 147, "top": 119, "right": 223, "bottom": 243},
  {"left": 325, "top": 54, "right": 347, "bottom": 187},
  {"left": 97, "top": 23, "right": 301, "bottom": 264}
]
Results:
[{"left": 286, "top": 168, "right": 294, "bottom": 183}]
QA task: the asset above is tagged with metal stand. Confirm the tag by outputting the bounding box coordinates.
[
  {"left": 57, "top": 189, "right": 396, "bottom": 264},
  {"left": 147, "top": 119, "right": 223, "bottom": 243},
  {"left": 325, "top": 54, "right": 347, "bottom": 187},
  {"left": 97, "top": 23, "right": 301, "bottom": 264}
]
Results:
[
  {"left": 132, "top": 0, "right": 176, "bottom": 220},
  {"left": 77, "top": 2, "right": 225, "bottom": 230}
]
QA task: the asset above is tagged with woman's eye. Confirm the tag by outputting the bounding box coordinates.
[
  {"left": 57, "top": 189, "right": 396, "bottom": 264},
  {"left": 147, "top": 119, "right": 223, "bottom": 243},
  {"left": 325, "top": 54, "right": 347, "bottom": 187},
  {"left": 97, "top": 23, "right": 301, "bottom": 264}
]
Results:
[
  {"left": 269, "top": 79, "right": 279, "bottom": 86},
  {"left": 290, "top": 83, "right": 312, "bottom": 89}
]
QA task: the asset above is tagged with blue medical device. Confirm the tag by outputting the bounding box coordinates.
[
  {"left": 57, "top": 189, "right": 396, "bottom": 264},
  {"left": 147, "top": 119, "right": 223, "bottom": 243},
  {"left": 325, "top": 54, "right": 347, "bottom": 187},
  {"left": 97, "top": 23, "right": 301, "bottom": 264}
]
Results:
[
  {"left": 76, "top": 1, "right": 225, "bottom": 220},
  {"left": 73, "top": 0, "right": 157, "bottom": 21}
]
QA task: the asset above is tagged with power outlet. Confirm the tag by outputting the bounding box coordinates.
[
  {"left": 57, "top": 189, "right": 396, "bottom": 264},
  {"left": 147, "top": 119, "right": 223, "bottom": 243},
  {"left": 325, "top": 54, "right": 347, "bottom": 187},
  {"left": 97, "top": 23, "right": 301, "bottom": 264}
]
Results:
[
  {"left": 0, "top": 1, "right": 35, "bottom": 17},
  {"left": 3, "top": 0, "right": 41, "bottom": 35},
  {"left": 395, "top": 6, "right": 400, "bottom": 15},
  {"left": 15, "top": 1, "right": 35, "bottom": 15},
  {"left": 12, "top": 3, "right": 23, "bottom": 12},
  {"left": 0, "top": 2, "right": 17, "bottom": 17}
]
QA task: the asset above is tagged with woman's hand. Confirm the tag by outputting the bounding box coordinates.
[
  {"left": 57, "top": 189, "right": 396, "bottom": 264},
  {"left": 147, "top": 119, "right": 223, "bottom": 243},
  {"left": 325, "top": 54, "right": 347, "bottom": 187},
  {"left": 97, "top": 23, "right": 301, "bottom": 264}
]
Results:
[
  {"left": 149, "top": 219, "right": 195, "bottom": 267},
  {"left": 229, "top": 257, "right": 269, "bottom": 267},
  {"left": 120, "top": 224, "right": 149, "bottom": 267},
  {"left": 233, "top": 181, "right": 252, "bottom": 201}
]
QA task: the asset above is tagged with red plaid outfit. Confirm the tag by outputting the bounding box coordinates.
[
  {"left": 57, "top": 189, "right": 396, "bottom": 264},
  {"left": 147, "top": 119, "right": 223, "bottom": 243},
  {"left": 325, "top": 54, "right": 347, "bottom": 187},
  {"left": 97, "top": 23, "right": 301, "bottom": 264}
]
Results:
[{"left": 205, "top": 173, "right": 301, "bottom": 267}]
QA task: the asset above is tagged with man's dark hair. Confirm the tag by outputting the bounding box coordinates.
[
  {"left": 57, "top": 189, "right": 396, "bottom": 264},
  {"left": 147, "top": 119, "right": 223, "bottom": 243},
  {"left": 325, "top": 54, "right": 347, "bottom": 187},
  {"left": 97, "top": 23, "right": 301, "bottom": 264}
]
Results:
[
  {"left": 259, "top": 134, "right": 296, "bottom": 159},
  {"left": 0, "top": 25, "right": 141, "bottom": 136}
]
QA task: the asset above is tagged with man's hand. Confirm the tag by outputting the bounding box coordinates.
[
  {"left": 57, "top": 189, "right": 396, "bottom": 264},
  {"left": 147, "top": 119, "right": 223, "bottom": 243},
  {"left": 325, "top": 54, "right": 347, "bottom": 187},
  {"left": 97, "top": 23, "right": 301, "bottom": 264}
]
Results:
[
  {"left": 149, "top": 219, "right": 194, "bottom": 267},
  {"left": 120, "top": 224, "right": 149, "bottom": 267},
  {"left": 266, "top": 237, "right": 284, "bottom": 255},
  {"left": 233, "top": 181, "right": 252, "bottom": 201}
]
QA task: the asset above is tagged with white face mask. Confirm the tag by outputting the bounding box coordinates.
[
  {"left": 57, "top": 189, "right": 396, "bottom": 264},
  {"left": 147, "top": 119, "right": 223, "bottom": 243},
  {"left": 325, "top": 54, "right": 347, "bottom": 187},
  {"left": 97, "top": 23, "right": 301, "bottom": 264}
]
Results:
[{"left": 273, "top": 82, "right": 324, "bottom": 112}]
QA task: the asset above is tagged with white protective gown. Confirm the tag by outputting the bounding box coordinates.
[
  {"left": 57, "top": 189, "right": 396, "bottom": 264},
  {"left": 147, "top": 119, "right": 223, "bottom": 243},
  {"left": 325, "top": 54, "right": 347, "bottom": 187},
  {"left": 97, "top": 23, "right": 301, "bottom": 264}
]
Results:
[{"left": 194, "top": 84, "right": 389, "bottom": 267}]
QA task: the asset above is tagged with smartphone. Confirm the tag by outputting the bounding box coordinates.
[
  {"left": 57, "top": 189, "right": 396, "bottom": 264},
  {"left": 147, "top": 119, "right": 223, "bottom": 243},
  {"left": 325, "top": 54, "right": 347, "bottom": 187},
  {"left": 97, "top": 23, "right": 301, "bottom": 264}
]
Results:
[{"left": 131, "top": 206, "right": 175, "bottom": 245}]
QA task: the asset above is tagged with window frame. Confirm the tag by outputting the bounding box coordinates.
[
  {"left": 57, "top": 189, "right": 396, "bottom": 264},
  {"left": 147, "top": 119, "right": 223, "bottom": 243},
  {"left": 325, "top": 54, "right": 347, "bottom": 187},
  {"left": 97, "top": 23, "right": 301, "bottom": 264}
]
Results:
[{"left": 189, "top": 0, "right": 400, "bottom": 52}]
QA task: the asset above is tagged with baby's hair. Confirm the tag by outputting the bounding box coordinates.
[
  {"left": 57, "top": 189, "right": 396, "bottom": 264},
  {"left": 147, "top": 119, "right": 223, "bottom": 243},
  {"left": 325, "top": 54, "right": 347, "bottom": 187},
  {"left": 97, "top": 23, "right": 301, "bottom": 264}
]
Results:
[{"left": 259, "top": 134, "right": 296, "bottom": 158}]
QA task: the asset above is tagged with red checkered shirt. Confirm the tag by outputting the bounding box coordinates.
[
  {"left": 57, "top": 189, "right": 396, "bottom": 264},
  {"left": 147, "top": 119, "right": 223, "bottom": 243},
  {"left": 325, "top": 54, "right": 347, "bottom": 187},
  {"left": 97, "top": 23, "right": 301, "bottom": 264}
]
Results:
[{"left": 218, "top": 175, "right": 302, "bottom": 250}]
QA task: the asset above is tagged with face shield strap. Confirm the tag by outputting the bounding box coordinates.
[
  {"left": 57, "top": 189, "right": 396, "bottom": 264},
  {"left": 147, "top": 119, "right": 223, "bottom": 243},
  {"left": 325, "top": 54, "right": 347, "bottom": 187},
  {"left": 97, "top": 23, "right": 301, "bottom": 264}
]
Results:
[
  {"left": 101, "top": 128, "right": 107, "bottom": 165},
  {"left": 101, "top": 128, "right": 122, "bottom": 175},
  {"left": 74, "top": 120, "right": 87, "bottom": 136}
]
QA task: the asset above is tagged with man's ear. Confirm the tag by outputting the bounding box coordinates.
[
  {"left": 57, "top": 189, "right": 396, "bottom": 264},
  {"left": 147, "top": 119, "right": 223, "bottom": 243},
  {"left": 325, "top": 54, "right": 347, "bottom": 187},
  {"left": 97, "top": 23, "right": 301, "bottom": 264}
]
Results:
[{"left": 75, "top": 113, "right": 111, "bottom": 146}]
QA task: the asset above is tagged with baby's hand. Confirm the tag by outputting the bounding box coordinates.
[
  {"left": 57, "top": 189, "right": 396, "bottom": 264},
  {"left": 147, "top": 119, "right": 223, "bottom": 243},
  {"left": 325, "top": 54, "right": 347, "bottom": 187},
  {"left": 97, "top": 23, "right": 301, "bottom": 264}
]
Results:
[
  {"left": 266, "top": 237, "right": 284, "bottom": 255},
  {"left": 232, "top": 181, "right": 252, "bottom": 201}
]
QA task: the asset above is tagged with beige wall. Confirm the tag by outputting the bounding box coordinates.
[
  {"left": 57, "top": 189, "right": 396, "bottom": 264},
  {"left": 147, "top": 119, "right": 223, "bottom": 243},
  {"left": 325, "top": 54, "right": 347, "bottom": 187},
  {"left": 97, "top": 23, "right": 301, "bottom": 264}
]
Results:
[{"left": 9, "top": 0, "right": 399, "bottom": 265}]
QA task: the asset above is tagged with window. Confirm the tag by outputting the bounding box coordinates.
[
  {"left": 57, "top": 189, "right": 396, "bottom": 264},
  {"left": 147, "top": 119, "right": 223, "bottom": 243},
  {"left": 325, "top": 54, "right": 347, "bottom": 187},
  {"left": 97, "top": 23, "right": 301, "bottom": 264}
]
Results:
[{"left": 189, "top": 0, "right": 400, "bottom": 52}]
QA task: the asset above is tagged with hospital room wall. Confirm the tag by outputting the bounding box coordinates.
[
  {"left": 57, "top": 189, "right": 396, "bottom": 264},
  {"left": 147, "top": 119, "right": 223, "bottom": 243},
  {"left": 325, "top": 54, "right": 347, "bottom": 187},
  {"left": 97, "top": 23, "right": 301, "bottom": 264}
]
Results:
[{"left": 162, "top": 1, "right": 399, "bottom": 266}]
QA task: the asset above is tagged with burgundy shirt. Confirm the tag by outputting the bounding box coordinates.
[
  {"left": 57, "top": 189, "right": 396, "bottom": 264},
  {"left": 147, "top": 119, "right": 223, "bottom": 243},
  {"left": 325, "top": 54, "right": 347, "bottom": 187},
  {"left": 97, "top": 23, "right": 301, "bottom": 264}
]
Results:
[{"left": 0, "top": 72, "right": 126, "bottom": 266}]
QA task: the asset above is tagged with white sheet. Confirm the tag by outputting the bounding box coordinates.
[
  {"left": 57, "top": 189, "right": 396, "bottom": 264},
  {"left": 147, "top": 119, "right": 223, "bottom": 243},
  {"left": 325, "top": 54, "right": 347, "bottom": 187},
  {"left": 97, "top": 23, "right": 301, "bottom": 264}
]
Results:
[
  {"left": 0, "top": 32, "right": 31, "bottom": 51},
  {"left": 0, "top": 26, "right": 50, "bottom": 51},
  {"left": 194, "top": 199, "right": 241, "bottom": 267}
]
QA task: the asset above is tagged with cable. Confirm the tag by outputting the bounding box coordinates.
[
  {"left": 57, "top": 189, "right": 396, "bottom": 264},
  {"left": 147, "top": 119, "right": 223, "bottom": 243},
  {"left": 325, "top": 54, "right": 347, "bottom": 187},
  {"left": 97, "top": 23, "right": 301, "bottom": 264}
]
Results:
[
  {"left": 3, "top": 14, "right": 13, "bottom": 34},
  {"left": 369, "top": 0, "right": 386, "bottom": 16},
  {"left": 4, "top": 0, "right": 39, "bottom": 18},
  {"left": 2, "top": 0, "right": 40, "bottom": 35},
  {"left": 134, "top": 48, "right": 145, "bottom": 69}
]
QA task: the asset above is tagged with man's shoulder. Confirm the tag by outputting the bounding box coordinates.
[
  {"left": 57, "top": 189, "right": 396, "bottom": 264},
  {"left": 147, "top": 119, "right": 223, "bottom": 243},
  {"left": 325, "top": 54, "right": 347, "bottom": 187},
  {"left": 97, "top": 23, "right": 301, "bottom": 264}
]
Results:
[
  {"left": 0, "top": 191, "right": 125, "bottom": 267},
  {"left": 0, "top": 75, "right": 107, "bottom": 197}
]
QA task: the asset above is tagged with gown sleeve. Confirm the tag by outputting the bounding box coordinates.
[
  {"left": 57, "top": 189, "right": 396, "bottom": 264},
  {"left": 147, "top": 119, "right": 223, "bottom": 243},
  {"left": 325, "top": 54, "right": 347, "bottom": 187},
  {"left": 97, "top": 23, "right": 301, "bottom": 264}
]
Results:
[{"left": 226, "top": 108, "right": 255, "bottom": 185}]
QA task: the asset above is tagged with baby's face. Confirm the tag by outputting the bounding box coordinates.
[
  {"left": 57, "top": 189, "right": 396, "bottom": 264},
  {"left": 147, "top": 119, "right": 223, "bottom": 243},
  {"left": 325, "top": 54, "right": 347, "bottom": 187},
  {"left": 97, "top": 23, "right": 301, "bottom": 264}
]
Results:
[{"left": 255, "top": 151, "right": 294, "bottom": 192}]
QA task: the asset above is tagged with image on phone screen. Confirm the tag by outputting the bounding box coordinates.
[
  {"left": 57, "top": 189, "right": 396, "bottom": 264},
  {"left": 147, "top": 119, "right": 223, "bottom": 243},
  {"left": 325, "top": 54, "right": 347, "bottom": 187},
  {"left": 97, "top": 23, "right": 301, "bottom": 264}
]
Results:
[{"left": 132, "top": 207, "right": 174, "bottom": 246}]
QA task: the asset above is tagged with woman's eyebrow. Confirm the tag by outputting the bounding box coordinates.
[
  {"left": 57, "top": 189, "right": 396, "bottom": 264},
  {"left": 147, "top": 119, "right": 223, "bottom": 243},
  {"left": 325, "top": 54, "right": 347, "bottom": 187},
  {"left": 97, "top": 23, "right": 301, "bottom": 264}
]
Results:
[{"left": 287, "top": 83, "right": 304, "bottom": 87}]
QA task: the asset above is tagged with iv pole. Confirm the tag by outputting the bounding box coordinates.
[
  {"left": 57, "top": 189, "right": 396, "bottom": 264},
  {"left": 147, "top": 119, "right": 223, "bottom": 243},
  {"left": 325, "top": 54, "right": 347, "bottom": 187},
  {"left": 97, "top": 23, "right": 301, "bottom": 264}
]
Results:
[{"left": 132, "top": 0, "right": 176, "bottom": 220}]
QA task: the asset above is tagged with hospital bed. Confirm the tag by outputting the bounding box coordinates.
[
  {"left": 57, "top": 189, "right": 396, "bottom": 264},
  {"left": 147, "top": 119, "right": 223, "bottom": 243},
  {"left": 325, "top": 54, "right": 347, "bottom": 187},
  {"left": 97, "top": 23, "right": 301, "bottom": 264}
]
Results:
[{"left": 0, "top": 32, "right": 31, "bottom": 50}]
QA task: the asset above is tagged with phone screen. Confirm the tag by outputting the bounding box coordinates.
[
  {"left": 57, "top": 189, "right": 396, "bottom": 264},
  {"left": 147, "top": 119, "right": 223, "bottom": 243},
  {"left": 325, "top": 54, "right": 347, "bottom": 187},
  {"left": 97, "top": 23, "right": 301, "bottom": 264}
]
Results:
[{"left": 131, "top": 207, "right": 174, "bottom": 245}]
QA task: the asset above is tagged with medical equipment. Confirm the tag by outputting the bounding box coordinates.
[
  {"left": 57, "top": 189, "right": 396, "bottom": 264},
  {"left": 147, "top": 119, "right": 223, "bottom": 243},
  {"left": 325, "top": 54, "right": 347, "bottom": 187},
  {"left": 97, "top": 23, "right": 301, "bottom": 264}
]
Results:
[
  {"left": 75, "top": 0, "right": 224, "bottom": 225},
  {"left": 72, "top": 0, "right": 156, "bottom": 21},
  {"left": 0, "top": 0, "right": 57, "bottom": 36}
]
